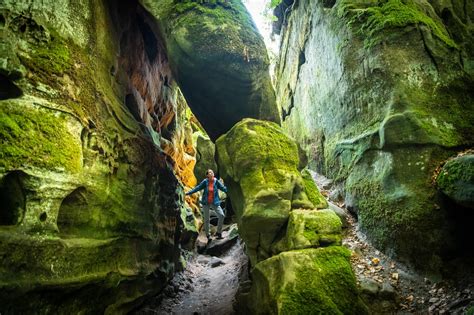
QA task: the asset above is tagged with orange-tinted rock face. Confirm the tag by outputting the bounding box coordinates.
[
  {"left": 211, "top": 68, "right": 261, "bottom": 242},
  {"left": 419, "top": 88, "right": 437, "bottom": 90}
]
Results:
[
  {"left": 0, "top": 1, "right": 199, "bottom": 313},
  {"left": 113, "top": 3, "right": 198, "bottom": 189}
]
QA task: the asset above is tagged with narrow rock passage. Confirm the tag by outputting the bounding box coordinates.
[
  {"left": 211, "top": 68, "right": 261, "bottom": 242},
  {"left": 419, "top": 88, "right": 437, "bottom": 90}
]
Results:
[{"left": 135, "top": 233, "right": 248, "bottom": 315}]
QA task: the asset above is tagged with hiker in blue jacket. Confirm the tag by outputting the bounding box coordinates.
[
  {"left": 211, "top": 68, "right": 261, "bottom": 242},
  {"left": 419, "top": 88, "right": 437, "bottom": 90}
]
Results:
[{"left": 186, "top": 169, "right": 227, "bottom": 241}]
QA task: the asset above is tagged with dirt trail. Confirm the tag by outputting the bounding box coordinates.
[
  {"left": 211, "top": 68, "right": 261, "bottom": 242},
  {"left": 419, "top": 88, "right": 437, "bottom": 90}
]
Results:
[
  {"left": 135, "top": 233, "right": 247, "bottom": 315},
  {"left": 311, "top": 170, "right": 474, "bottom": 314}
]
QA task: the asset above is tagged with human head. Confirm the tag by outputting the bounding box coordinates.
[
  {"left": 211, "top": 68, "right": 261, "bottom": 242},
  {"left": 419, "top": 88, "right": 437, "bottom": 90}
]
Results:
[{"left": 206, "top": 169, "right": 214, "bottom": 179}]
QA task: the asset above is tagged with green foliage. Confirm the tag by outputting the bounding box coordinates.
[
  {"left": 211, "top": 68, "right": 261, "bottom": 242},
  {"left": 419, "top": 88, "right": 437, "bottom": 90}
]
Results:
[{"left": 338, "top": 0, "right": 458, "bottom": 48}]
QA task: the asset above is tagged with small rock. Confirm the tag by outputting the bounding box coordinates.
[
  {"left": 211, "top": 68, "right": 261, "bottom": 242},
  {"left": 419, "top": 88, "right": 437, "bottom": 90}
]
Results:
[
  {"left": 371, "top": 257, "right": 380, "bottom": 266},
  {"left": 360, "top": 277, "right": 379, "bottom": 295},
  {"left": 429, "top": 297, "right": 439, "bottom": 304},
  {"left": 406, "top": 295, "right": 414, "bottom": 303},
  {"left": 210, "top": 256, "right": 225, "bottom": 268},
  {"left": 448, "top": 298, "right": 472, "bottom": 310},
  {"left": 391, "top": 273, "right": 399, "bottom": 280}
]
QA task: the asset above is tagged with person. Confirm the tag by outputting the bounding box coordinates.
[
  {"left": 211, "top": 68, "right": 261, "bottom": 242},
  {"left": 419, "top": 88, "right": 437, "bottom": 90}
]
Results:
[{"left": 186, "top": 169, "right": 227, "bottom": 241}]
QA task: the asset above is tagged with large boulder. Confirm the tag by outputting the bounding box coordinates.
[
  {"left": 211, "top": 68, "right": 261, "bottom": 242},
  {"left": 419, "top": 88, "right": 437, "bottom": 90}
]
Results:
[
  {"left": 216, "top": 118, "right": 366, "bottom": 313},
  {"left": 437, "top": 154, "right": 474, "bottom": 209},
  {"left": 246, "top": 247, "right": 368, "bottom": 314},
  {"left": 140, "top": 0, "right": 281, "bottom": 141},
  {"left": 273, "top": 0, "right": 474, "bottom": 271},
  {"left": 216, "top": 118, "right": 315, "bottom": 264}
]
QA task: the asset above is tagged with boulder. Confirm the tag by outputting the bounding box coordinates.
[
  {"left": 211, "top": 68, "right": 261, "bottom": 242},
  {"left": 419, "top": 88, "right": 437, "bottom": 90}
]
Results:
[
  {"left": 247, "top": 247, "right": 368, "bottom": 314},
  {"left": 271, "top": 209, "right": 342, "bottom": 255},
  {"left": 437, "top": 154, "right": 474, "bottom": 209},
  {"left": 216, "top": 118, "right": 315, "bottom": 265}
]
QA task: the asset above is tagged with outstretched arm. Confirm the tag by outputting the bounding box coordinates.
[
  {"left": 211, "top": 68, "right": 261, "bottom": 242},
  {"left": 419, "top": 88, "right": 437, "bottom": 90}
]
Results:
[
  {"left": 186, "top": 180, "right": 206, "bottom": 195},
  {"left": 216, "top": 179, "right": 227, "bottom": 193}
]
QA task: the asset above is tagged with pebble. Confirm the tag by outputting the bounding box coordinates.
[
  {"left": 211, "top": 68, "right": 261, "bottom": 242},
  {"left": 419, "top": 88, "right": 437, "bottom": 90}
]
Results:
[{"left": 429, "top": 297, "right": 439, "bottom": 304}]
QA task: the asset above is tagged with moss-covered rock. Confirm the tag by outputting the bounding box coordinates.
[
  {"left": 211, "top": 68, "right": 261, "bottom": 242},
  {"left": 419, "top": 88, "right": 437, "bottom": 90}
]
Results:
[
  {"left": 216, "top": 118, "right": 315, "bottom": 265},
  {"left": 193, "top": 132, "right": 218, "bottom": 180},
  {"left": 274, "top": 0, "right": 474, "bottom": 271},
  {"left": 301, "top": 169, "right": 328, "bottom": 209},
  {"left": 246, "top": 247, "right": 368, "bottom": 314},
  {"left": 437, "top": 154, "right": 474, "bottom": 209},
  {"left": 140, "top": 0, "right": 280, "bottom": 141},
  {"left": 272, "top": 209, "right": 342, "bottom": 255},
  {"left": 0, "top": 0, "right": 196, "bottom": 312}
]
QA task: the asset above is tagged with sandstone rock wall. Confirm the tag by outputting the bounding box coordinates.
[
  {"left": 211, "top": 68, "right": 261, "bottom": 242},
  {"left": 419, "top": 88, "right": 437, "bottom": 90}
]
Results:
[
  {"left": 0, "top": 0, "right": 197, "bottom": 312},
  {"left": 274, "top": 0, "right": 474, "bottom": 271}
]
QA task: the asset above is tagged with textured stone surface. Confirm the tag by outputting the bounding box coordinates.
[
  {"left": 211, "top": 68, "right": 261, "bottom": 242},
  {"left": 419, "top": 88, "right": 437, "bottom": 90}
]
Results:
[
  {"left": 216, "top": 118, "right": 315, "bottom": 265},
  {"left": 274, "top": 0, "right": 474, "bottom": 270},
  {"left": 437, "top": 154, "right": 474, "bottom": 209},
  {"left": 271, "top": 209, "right": 342, "bottom": 255},
  {"left": 216, "top": 118, "right": 365, "bottom": 313},
  {"left": 140, "top": 0, "right": 280, "bottom": 141},
  {"left": 193, "top": 132, "right": 217, "bottom": 180},
  {"left": 0, "top": 0, "right": 197, "bottom": 312},
  {"left": 246, "top": 247, "right": 368, "bottom": 314}
]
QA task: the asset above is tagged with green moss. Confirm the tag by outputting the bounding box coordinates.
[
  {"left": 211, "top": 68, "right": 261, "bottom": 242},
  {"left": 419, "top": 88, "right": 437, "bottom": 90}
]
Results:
[
  {"left": 251, "top": 247, "right": 368, "bottom": 314},
  {"left": 436, "top": 155, "right": 474, "bottom": 207},
  {"left": 301, "top": 169, "right": 328, "bottom": 209},
  {"left": 0, "top": 101, "right": 81, "bottom": 173},
  {"left": 466, "top": 306, "right": 474, "bottom": 315},
  {"left": 20, "top": 34, "right": 71, "bottom": 77},
  {"left": 338, "top": 0, "right": 458, "bottom": 48}
]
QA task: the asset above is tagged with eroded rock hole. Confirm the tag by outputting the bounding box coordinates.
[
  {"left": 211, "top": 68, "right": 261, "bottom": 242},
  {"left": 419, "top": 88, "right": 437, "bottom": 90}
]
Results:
[
  {"left": 441, "top": 8, "right": 452, "bottom": 25},
  {"left": 125, "top": 93, "right": 142, "bottom": 121},
  {"left": 57, "top": 187, "right": 89, "bottom": 237},
  {"left": 323, "top": 0, "right": 336, "bottom": 8},
  {"left": 0, "top": 74, "right": 23, "bottom": 100},
  {"left": 298, "top": 50, "right": 306, "bottom": 66},
  {"left": 0, "top": 171, "right": 27, "bottom": 226},
  {"left": 39, "top": 212, "right": 47, "bottom": 222},
  {"left": 137, "top": 17, "right": 158, "bottom": 63}
]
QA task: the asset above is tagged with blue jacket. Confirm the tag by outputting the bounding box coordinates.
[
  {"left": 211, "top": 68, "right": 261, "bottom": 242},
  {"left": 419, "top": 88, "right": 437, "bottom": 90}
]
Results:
[{"left": 186, "top": 178, "right": 227, "bottom": 206}]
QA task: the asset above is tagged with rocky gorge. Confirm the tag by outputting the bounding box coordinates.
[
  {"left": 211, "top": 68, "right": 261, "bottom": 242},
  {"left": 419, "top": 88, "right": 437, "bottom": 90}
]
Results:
[{"left": 1, "top": 0, "right": 473, "bottom": 314}]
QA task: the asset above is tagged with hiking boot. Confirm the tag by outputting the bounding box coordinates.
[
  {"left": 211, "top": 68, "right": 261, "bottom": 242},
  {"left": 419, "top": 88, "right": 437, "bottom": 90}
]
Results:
[{"left": 215, "top": 232, "right": 223, "bottom": 239}]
